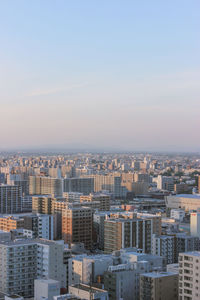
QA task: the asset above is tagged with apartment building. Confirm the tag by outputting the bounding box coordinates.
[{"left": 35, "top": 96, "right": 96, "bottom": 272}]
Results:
[
  {"left": 29, "top": 176, "right": 63, "bottom": 197},
  {"left": 63, "top": 177, "right": 94, "bottom": 195},
  {"left": 23, "top": 214, "right": 54, "bottom": 240},
  {"left": 0, "top": 185, "right": 22, "bottom": 214},
  {"left": 32, "top": 195, "right": 53, "bottom": 214},
  {"left": 104, "top": 218, "right": 152, "bottom": 254},
  {"left": 152, "top": 234, "right": 176, "bottom": 264},
  {"left": 179, "top": 251, "right": 200, "bottom": 300},
  {"left": 80, "top": 193, "right": 111, "bottom": 211},
  {"left": 62, "top": 206, "right": 93, "bottom": 249},
  {"left": 0, "top": 216, "right": 24, "bottom": 232},
  {"left": 0, "top": 239, "right": 67, "bottom": 297}
]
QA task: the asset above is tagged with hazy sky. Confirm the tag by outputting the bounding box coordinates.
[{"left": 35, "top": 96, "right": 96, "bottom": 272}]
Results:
[{"left": 0, "top": 1, "right": 200, "bottom": 151}]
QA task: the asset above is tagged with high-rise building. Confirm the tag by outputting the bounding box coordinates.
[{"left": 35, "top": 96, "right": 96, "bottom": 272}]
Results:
[
  {"left": 29, "top": 176, "right": 63, "bottom": 196},
  {"left": 23, "top": 214, "right": 54, "bottom": 240},
  {"left": 80, "top": 193, "right": 111, "bottom": 211},
  {"left": 157, "top": 175, "right": 174, "bottom": 191},
  {"left": 0, "top": 184, "right": 22, "bottom": 214},
  {"left": 0, "top": 239, "right": 67, "bottom": 297},
  {"left": 104, "top": 218, "right": 152, "bottom": 254},
  {"left": 190, "top": 212, "right": 200, "bottom": 238},
  {"left": 63, "top": 177, "right": 94, "bottom": 195},
  {"left": 140, "top": 272, "right": 178, "bottom": 300},
  {"left": 152, "top": 234, "right": 176, "bottom": 264},
  {"left": 0, "top": 216, "right": 24, "bottom": 232},
  {"left": 62, "top": 206, "right": 93, "bottom": 249},
  {"left": 198, "top": 176, "right": 200, "bottom": 194},
  {"left": 179, "top": 251, "right": 200, "bottom": 300},
  {"left": 92, "top": 174, "right": 127, "bottom": 198},
  {"left": 32, "top": 195, "right": 53, "bottom": 214}
]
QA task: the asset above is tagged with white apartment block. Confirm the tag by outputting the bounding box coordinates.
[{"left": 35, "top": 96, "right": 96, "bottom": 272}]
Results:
[
  {"left": 0, "top": 239, "right": 67, "bottom": 297},
  {"left": 179, "top": 251, "right": 200, "bottom": 300}
]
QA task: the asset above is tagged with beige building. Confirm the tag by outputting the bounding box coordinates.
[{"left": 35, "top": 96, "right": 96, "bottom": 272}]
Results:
[
  {"left": 62, "top": 206, "right": 93, "bottom": 249},
  {"left": 0, "top": 216, "right": 24, "bottom": 232},
  {"left": 166, "top": 194, "right": 200, "bottom": 211},
  {"left": 140, "top": 272, "right": 178, "bottom": 300},
  {"left": 32, "top": 195, "right": 53, "bottom": 214},
  {"left": 29, "top": 176, "right": 63, "bottom": 196},
  {"left": 80, "top": 193, "right": 110, "bottom": 211}
]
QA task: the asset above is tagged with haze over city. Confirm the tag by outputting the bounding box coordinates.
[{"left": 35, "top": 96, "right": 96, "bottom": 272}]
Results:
[{"left": 0, "top": 1, "right": 199, "bottom": 152}]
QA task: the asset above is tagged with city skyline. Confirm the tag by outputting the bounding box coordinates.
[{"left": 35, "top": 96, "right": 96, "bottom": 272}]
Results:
[{"left": 0, "top": 1, "right": 200, "bottom": 151}]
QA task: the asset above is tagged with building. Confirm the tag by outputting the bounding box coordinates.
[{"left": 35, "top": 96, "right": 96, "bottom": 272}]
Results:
[
  {"left": 52, "top": 198, "right": 67, "bottom": 239},
  {"left": 198, "top": 175, "right": 200, "bottom": 194},
  {"left": 170, "top": 209, "right": 185, "bottom": 222},
  {"left": 23, "top": 214, "right": 54, "bottom": 240},
  {"left": 152, "top": 233, "right": 199, "bottom": 264},
  {"left": 166, "top": 194, "right": 200, "bottom": 211},
  {"left": 32, "top": 195, "right": 52, "bottom": 214},
  {"left": 29, "top": 176, "right": 63, "bottom": 197},
  {"left": 92, "top": 174, "right": 127, "bottom": 198},
  {"left": 34, "top": 279, "right": 60, "bottom": 300},
  {"left": 174, "top": 183, "right": 190, "bottom": 194},
  {"left": 157, "top": 175, "right": 174, "bottom": 191},
  {"left": 104, "top": 218, "right": 152, "bottom": 254},
  {"left": 0, "top": 185, "right": 22, "bottom": 214},
  {"left": 80, "top": 193, "right": 110, "bottom": 211},
  {"left": 140, "top": 272, "right": 178, "bottom": 300},
  {"left": 69, "top": 284, "right": 109, "bottom": 300},
  {"left": 179, "top": 251, "right": 200, "bottom": 300},
  {"left": 190, "top": 212, "right": 200, "bottom": 238},
  {"left": 104, "top": 262, "right": 150, "bottom": 300},
  {"left": 152, "top": 234, "right": 176, "bottom": 264},
  {"left": 68, "top": 254, "right": 113, "bottom": 286},
  {"left": 62, "top": 206, "right": 93, "bottom": 249},
  {"left": 0, "top": 216, "right": 24, "bottom": 232},
  {"left": 63, "top": 178, "right": 94, "bottom": 195},
  {"left": 0, "top": 239, "right": 67, "bottom": 297},
  {"left": 132, "top": 182, "right": 149, "bottom": 196}
]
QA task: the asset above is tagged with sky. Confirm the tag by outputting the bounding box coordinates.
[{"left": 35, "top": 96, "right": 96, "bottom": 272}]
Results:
[{"left": 0, "top": 0, "right": 200, "bottom": 152}]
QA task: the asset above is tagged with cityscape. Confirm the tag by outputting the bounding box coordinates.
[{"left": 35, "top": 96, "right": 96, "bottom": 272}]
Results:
[{"left": 0, "top": 1, "right": 200, "bottom": 300}]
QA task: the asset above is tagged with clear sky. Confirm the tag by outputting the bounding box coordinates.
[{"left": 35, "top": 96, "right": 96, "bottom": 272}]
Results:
[{"left": 0, "top": 0, "right": 199, "bottom": 151}]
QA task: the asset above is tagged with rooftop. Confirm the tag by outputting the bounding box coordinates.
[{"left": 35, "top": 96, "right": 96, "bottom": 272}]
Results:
[{"left": 142, "top": 271, "right": 178, "bottom": 278}]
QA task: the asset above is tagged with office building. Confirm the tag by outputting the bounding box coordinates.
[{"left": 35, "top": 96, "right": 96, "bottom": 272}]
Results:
[{"left": 140, "top": 272, "right": 178, "bottom": 300}]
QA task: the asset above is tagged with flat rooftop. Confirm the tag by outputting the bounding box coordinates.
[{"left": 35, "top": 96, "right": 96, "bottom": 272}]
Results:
[{"left": 142, "top": 272, "right": 178, "bottom": 278}]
